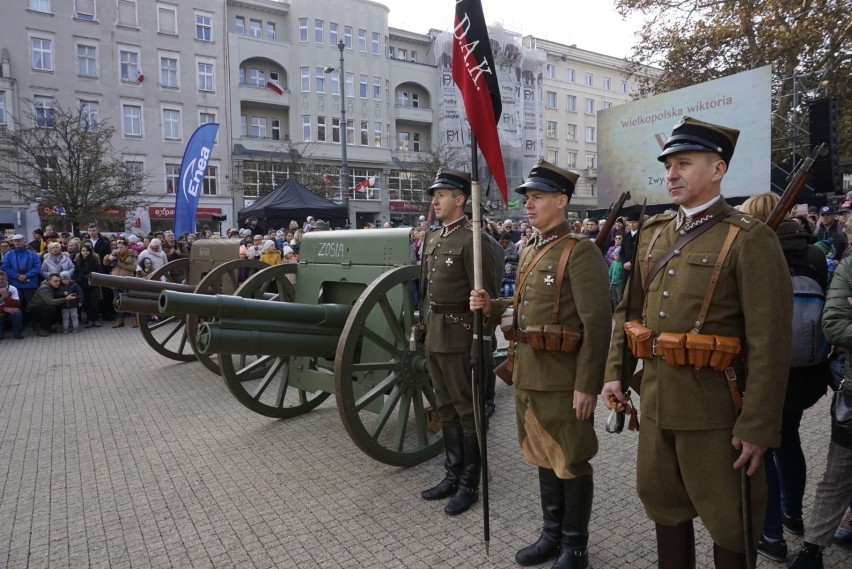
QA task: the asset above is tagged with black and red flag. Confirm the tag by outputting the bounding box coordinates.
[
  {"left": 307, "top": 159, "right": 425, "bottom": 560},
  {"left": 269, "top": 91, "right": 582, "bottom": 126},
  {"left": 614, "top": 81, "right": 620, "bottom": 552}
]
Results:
[{"left": 451, "top": 0, "right": 508, "bottom": 205}]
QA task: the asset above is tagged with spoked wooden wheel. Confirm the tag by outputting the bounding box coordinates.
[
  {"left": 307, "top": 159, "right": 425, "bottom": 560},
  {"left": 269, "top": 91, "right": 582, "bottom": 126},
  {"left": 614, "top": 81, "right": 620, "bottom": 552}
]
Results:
[
  {"left": 334, "top": 265, "right": 441, "bottom": 466},
  {"left": 138, "top": 258, "right": 195, "bottom": 362},
  {"left": 187, "top": 259, "right": 271, "bottom": 374},
  {"left": 219, "top": 264, "right": 332, "bottom": 418}
]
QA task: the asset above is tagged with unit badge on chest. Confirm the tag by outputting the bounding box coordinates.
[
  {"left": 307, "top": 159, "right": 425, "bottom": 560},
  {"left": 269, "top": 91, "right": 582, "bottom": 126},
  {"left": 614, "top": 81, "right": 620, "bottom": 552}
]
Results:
[
  {"left": 445, "top": 257, "right": 454, "bottom": 266},
  {"left": 544, "top": 275, "right": 555, "bottom": 286}
]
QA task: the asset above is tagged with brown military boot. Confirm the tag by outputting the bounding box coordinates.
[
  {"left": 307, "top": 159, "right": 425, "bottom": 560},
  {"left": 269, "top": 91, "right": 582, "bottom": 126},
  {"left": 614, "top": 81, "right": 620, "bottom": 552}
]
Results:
[
  {"left": 656, "top": 522, "right": 696, "bottom": 569},
  {"left": 112, "top": 318, "right": 125, "bottom": 328}
]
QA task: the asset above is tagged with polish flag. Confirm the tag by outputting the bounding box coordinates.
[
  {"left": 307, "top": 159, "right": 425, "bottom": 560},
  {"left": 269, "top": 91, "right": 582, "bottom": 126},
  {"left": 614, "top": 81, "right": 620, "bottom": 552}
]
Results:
[
  {"left": 354, "top": 177, "right": 375, "bottom": 191},
  {"left": 266, "top": 80, "right": 284, "bottom": 95},
  {"left": 136, "top": 69, "right": 145, "bottom": 83}
]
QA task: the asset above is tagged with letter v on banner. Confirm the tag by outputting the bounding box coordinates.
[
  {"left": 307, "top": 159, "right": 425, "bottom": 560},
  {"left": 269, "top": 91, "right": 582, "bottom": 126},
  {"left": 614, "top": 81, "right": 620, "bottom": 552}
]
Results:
[
  {"left": 174, "top": 123, "right": 219, "bottom": 236},
  {"left": 452, "top": 0, "right": 507, "bottom": 205}
]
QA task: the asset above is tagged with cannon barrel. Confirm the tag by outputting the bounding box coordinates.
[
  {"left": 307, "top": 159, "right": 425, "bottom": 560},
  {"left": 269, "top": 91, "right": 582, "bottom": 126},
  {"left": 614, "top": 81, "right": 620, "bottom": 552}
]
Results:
[
  {"left": 196, "top": 322, "right": 339, "bottom": 359},
  {"left": 158, "top": 290, "right": 351, "bottom": 328},
  {"left": 90, "top": 273, "right": 195, "bottom": 294},
  {"left": 115, "top": 292, "right": 161, "bottom": 315}
]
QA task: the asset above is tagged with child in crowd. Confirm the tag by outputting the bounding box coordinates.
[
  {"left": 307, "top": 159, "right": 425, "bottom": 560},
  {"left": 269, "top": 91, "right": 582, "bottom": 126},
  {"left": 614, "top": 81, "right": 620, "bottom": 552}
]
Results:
[
  {"left": 501, "top": 263, "right": 516, "bottom": 298},
  {"left": 57, "top": 270, "right": 83, "bottom": 333}
]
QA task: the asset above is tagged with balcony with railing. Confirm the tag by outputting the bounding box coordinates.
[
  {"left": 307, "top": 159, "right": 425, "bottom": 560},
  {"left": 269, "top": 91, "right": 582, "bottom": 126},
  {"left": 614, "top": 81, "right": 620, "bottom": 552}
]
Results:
[
  {"left": 394, "top": 104, "right": 433, "bottom": 124},
  {"left": 227, "top": 0, "right": 289, "bottom": 15},
  {"left": 583, "top": 168, "right": 597, "bottom": 179},
  {"left": 239, "top": 82, "right": 290, "bottom": 108}
]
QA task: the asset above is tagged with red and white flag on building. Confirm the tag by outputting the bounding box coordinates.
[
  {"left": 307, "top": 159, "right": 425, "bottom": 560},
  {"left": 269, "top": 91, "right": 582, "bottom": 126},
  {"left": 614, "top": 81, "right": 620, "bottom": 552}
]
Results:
[
  {"left": 266, "top": 80, "right": 284, "bottom": 95},
  {"left": 136, "top": 68, "right": 145, "bottom": 83},
  {"left": 452, "top": 0, "right": 507, "bottom": 205},
  {"left": 353, "top": 177, "right": 375, "bottom": 192}
]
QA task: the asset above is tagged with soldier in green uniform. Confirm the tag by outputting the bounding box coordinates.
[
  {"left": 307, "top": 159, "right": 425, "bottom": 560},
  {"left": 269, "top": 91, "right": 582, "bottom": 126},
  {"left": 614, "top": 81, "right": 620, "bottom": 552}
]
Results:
[
  {"left": 420, "top": 169, "right": 498, "bottom": 516},
  {"left": 470, "top": 160, "right": 612, "bottom": 569},
  {"left": 603, "top": 117, "right": 793, "bottom": 568}
]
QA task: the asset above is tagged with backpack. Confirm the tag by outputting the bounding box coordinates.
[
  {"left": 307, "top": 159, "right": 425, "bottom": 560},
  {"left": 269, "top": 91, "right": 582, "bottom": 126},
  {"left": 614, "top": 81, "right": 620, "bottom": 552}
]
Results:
[{"left": 789, "top": 257, "right": 830, "bottom": 368}]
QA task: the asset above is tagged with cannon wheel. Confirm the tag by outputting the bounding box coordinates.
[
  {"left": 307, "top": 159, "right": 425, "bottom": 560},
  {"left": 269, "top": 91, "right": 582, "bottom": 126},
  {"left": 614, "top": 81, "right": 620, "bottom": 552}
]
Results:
[
  {"left": 187, "top": 259, "right": 272, "bottom": 374},
  {"left": 137, "top": 258, "right": 196, "bottom": 362},
  {"left": 334, "top": 265, "right": 442, "bottom": 467},
  {"left": 219, "top": 264, "right": 332, "bottom": 418}
]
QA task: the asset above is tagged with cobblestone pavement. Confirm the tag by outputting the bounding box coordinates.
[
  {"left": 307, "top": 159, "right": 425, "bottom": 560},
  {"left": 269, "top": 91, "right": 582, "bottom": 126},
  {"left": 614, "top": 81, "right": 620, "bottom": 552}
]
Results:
[{"left": 1, "top": 326, "right": 850, "bottom": 568}]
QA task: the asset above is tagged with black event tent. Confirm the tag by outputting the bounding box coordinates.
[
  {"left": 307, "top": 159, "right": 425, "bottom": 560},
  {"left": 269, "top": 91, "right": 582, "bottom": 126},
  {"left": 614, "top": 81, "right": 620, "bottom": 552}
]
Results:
[{"left": 237, "top": 179, "right": 347, "bottom": 229}]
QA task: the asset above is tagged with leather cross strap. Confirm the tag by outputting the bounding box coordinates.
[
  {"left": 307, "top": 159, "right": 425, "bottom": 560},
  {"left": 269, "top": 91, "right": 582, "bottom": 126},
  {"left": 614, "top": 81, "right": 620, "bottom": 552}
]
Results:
[
  {"left": 692, "top": 224, "right": 741, "bottom": 333},
  {"left": 550, "top": 239, "right": 579, "bottom": 324}
]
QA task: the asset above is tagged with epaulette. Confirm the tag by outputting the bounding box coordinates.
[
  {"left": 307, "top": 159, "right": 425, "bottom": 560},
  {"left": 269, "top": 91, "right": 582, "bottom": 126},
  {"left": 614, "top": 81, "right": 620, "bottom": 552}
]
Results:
[
  {"left": 567, "top": 232, "right": 587, "bottom": 241},
  {"left": 723, "top": 212, "right": 760, "bottom": 231},
  {"left": 642, "top": 211, "right": 677, "bottom": 227}
]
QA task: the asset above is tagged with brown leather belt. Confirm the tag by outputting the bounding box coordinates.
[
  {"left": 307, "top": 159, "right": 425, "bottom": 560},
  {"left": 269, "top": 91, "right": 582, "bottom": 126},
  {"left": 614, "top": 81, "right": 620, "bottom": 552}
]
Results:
[
  {"left": 514, "top": 329, "right": 533, "bottom": 343},
  {"left": 430, "top": 302, "right": 470, "bottom": 314}
]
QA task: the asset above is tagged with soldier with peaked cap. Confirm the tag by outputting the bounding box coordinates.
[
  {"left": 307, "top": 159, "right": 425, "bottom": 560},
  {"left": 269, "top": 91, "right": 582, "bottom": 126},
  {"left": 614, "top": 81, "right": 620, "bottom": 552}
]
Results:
[
  {"left": 420, "top": 169, "right": 498, "bottom": 516},
  {"left": 603, "top": 116, "right": 793, "bottom": 568},
  {"left": 470, "top": 160, "right": 612, "bottom": 569}
]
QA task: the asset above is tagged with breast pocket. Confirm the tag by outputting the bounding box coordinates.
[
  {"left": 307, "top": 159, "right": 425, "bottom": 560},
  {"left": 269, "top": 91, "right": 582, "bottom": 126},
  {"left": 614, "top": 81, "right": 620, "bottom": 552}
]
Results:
[
  {"left": 526, "top": 267, "right": 556, "bottom": 301},
  {"left": 682, "top": 252, "right": 731, "bottom": 298},
  {"left": 440, "top": 245, "right": 466, "bottom": 274}
]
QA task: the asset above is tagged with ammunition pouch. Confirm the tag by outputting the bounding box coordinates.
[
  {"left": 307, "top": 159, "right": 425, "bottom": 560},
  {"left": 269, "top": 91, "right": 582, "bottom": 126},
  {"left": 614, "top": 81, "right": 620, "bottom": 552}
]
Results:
[
  {"left": 686, "top": 333, "right": 715, "bottom": 369},
  {"left": 494, "top": 342, "right": 515, "bottom": 385},
  {"left": 656, "top": 332, "right": 687, "bottom": 367},
  {"left": 500, "top": 307, "right": 515, "bottom": 342},
  {"left": 516, "top": 324, "right": 582, "bottom": 353},
  {"left": 709, "top": 335, "right": 741, "bottom": 372},
  {"left": 624, "top": 320, "right": 654, "bottom": 360}
]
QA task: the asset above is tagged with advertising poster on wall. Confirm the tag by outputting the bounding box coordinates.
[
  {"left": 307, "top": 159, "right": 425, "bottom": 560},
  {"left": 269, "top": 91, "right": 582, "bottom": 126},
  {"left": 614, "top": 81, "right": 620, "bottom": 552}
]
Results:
[{"left": 597, "top": 65, "right": 771, "bottom": 207}]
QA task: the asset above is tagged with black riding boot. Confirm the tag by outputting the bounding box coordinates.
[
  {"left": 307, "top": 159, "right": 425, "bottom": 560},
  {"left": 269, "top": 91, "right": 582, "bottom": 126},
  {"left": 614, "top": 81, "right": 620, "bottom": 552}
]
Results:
[
  {"left": 421, "top": 423, "right": 464, "bottom": 500},
  {"left": 712, "top": 543, "right": 753, "bottom": 569},
  {"left": 444, "top": 433, "right": 480, "bottom": 515},
  {"left": 655, "top": 522, "right": 696, "bottom": 569},
  {"left": 515, "top": 467, "right": 563, "bottom": 566},
  {"left": 552, "top": 475, "right": 593, "bottom": 569}
]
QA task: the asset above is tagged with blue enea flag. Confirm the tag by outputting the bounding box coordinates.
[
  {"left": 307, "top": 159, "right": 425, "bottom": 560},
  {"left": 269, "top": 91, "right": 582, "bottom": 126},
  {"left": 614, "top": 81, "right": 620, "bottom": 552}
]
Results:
[{"left": 174, "top": 123, "right": 219, "bottom": 235}]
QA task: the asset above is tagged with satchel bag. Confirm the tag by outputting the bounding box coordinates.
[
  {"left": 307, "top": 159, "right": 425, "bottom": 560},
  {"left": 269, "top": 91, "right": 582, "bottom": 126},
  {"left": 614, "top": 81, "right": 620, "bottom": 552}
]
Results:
[{"left": 831, "top": 380, "right": 852, "bottom": 449}]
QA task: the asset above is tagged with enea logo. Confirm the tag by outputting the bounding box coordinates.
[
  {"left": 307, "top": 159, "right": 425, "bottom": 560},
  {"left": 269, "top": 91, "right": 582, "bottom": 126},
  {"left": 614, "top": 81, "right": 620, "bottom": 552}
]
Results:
[{"left": 182, "top": 146, "right": 211, "bottom": 200}]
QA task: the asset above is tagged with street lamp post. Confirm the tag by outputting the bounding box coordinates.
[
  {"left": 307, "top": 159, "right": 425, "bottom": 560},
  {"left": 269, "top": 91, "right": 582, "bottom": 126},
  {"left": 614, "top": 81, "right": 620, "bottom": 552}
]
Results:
[{"left": 325, "top": 40, "right": 349, "bottom": 227}]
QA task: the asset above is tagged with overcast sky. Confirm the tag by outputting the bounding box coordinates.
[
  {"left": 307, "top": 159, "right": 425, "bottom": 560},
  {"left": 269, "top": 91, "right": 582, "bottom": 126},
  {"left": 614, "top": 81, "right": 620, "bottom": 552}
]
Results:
[{"left": 380, "top": 0, "right": 643, "bottom": 60}]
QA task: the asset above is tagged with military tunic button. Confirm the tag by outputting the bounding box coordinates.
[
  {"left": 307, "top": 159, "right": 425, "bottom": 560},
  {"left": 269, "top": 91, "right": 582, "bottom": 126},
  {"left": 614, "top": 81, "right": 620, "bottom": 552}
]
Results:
[
  {"left": 523, "top": 301, "right": 529, "bottom": 306},
  {"left": 702, "top": 257, "right": 709, "bottom": 264},
  {"left": 521, "top": 314, "right": 527, "bottom": 320},
  {"left": 525, "top": 286, "right": 531, "bottom": 291},
  {"left": 668, "top": 269, "right": 676, "bottom": 276},
  {"left": 694, "top": 320, "right": 702, "bottom": 328},
  {"left": 680, "top": 230, "right": 686, "bottom": 235},
  {"left": 659, "top": 311, "right": 667, "bottom": 318},
  {"left": 437, "top": 243, "right": 441, "bottom": 247},
  {"left": 547, "top": 264, "right": 553, "bottom": 270},
  {"left": 662, "top": 291, "right": 670, "bottom": 298},
  {"left": 673, "top": 249, "right": 681, "bottom": 256}
]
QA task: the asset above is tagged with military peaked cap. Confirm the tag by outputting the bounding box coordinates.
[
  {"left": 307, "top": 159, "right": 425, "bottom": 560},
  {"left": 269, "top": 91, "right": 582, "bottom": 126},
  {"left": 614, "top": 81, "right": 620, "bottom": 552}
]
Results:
[
  {"left": 428, "top": 169, "right": 472, "bottom": 196},
  {"left": 516, "top": 159, "right": 579, "bottom": 197},
  {"left": 658, "top": 116, "right": 740, "bottom": 165}
]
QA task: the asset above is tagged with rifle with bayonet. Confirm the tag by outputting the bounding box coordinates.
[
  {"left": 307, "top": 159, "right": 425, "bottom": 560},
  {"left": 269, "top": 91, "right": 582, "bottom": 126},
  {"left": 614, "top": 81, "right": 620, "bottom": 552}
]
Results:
[
  {"left": 765, "top": 144, "right": 827, "bottom": 231},
  {"left": 595, "top": 191, "right": 631, "bottom": 251}
]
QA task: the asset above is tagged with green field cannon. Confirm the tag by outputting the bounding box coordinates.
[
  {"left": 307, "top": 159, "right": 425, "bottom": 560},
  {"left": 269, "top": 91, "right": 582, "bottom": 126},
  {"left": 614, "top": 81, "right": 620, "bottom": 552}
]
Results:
[
  {"left": 158, "top": 228, "right": 440, "bottom": 467},
  {"left": 90, "top": 239, "right": 282, "bottom": 373}
]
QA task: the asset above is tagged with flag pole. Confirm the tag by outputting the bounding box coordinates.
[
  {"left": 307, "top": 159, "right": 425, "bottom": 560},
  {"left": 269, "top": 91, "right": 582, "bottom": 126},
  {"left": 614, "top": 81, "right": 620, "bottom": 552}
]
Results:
[{"left": 469, "top": 133, "right": 490, "bottom": 549}]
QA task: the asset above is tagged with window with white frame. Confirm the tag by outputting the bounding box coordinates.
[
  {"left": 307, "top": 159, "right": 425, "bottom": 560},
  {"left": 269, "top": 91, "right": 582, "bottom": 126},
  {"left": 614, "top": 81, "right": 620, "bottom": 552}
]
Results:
[
  {"left": 586, "top": 154, "right": 596, "bottom": 169},
  {"left": 346, "top": 119, "right": 354, "bottom": 144},
  {"left": 29, "top": 0, "right": 50, "bottom": 13},
  {"left": 234, "top": 16, "right": 245, "bottom": 34},
  {"left": 589, "top": 182, "right": 596, "bottom": 196},
  {"left": 585, "top": 98, "right": 595, "bottom": 114},
  {"left": 302, "top": 115, "right": 311, "bottom": 142},
  {"left": 271, "top": 118, "right": 281, "bottom": 140},
  {"left": 410, "top": 51, "right": 417, "bottom": 62},
  {"left": 124, "top": 161, "right": 144, "bottom": 191},
  {"left": 266, "top": 22, "right": 275, "bottom": 40},
  {"left": 202, "top": 165, "right": 218, "bottom": 196},
  {"left": 195, "top": 13, "right": 212, "bottom": 41},
  {"left": 122, "top": 104, "right": 142, "bottom": 136},
  {"left": 315, "top": 68, "right": 325, "bottom": 93},
  {"left": 372, "top": 77, "right": 381, "bottom": 101},
  {"left": 603, "top": 76, "right": 612, "bottom": 90},
  {"left": 240, "top": 115, "right": 247, "bottom": 137},
  {"left": 372, "top": 32, "right": 380, "bottom": 55},
  {"left": 397, "top": 91, "right": 408, "bottom": 107},
  {"left": 345, "top": 73, "right": 354, "bottom": 97},
  {"left": 547, "top": 148, "right": 558, "bottom": 164},
  {"left": 315, "top": 20, "right": 323, "bottom": 43},
  {"left": 79, "top": 100, "right": 99, "bottom": 130},
  {"left": 585, "top": 126, "right": 596, "bottom": 143},
  {"left": 584, "top": 72, "right": 593, "bottom": 87},
  {"left": 620, "top": 80, "right": 628, "bottom": 93},
  {"left": 300, "top": 67, "right": 310, "bottom": 92},
  {"left": 331, "top": 118, "right": 340, "bottom": 143},
  {"left": 33, "top": 95, "right": 54, "bottom": 126},
  {"left": 566, "top": 68, "right": 575, "bottom": 82},
  {"left": 546, "top": 91, "right": 557, "bottom": 109},
  {"left": 298, "top": 18, "right": 308, "bottom": 42},
  {"left": 604, "top": 101, "right": 613, "bottom": 109},
  {"left": 413, "top": 132, "right": 421, "bottom": 152},
  {"left": 566, "top": 151, "right": 577, "bottom": 169},
  {"left": 398, "top": 131, "right": 410, "bottom": 152},
  {"left": 566, "top": 95, "right": 576, "bottom": 112},
  {"left": 546, "top": 121, "right": 557, "bottom": 139},
  {"left": 358, "top": 30, "right": 367, "bottom": 52},
  {"left": 199, "top": 111, "right": 215, "bottom": 126},
  {"left": 344, "top": 26, "right": 352, "bottom": 49},
  {"left": 546, "top": 64, "right": 555, "bottom": 79},
  {"left": 397, "top": 48, "right": 407, "bottom": 60},
  {"left": 31, "top": 37, "right": 53, "bottom": 71},
  {"left": 117, "top": 0, "right": 137, "bottom": 27},
  {"left": 359, "top": 75, "right": 367, "bottom": 99},
  {"left": 329, "top": 22, "right": 338, "bottom": 45},
  {"left": 330, "top": 72, "right": 340, "bottom": 95},
  {"left": 36, "top": 156, "right": 57, "bottom": 190},
  {"left": 373, "top": 122, "right": 382, "bottom": 147},
  {"left": 75, "top": 0, "right": 95, "bottom": 20},
  {"left": 249, "top": 68, "right": 265, "bottom": 87},
  {"left": 160, "top": 56, "right": 178, "bottom": 88},
  {"left": 360, "top": 121, "right": 368, "bottom": 145},
  {"left": 0, "top": 95, "right": 5, "bottom": 124},
  {"left": 387, "top": 46, "right": 394, "bottom": 59},
  {"left": 157, "top": 4, "right": 177, "bottom": 35},
  {"left": 250, "top": 116, "right": 266, "bottom": 138},
  {"left": 197, "top": 61, "right": 214, "bottom": 92},
  {"left": 165, "top": 163, "right": 180, "bottom": 194},
  {"left": 77, "top": 44, "right": 97, "bottom": 77},
  {"left": 162, "top": 108, "right": 181, "bottom": 140},
  {"left": 566, "top": 123, "right": 577, "bottom": 141},
  {"left": 119, "top": 49, "right": 140, "bottom": 82},
  {"left": 412, "top": 93, "right": 420, "bottom": 108},
  {"left": 316, "top": 116, "right": 326, "bottom": 141},
  {"left": 249, "top": 19, "right": 262, "bottom": 37}
]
